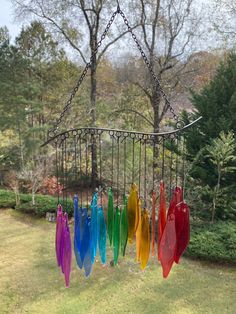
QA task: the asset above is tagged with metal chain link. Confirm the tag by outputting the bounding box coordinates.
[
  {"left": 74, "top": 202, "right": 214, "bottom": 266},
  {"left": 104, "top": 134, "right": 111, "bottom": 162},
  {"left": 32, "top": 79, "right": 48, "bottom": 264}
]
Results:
[
  {"left": 118, "top": 9, "right": 179, "bottom": 122},
  {"left": 48, "top": 10, "right": 119, "bottom": 138},
  {"left": 48, "top": 6, "right": 178, "bottom": 139}
]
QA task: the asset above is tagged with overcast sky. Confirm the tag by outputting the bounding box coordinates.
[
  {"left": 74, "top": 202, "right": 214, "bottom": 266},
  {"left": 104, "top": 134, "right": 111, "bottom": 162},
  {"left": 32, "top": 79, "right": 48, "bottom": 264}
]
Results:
[
  {"left": 0, "top": 0, "right": 23, "bottom": 40},
  {"left": 0, "top": 0, "right": 232, "bottom": 58}
]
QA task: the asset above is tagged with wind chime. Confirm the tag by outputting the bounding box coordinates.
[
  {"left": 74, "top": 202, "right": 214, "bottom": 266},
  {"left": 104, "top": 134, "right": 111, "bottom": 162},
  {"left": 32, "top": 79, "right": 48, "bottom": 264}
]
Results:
[{"left": 43, "top": 4, "right": 202, "bottom": 287}]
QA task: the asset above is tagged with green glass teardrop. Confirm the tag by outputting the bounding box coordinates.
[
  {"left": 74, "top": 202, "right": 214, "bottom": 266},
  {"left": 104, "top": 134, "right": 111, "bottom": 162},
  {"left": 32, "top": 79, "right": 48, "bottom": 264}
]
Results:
[
  {"left": 120, "top": 195, "right": 128, "bottom": 257},
  {"left": 113, "top": 206, "right": 121, "bottom": 265},
  {"left": 107, "top": 188, "right": 114, "bottom": 246}
]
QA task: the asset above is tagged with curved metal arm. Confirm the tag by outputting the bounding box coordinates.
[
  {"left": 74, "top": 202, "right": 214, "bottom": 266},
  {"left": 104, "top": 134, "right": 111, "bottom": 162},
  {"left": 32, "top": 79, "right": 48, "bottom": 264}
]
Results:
[{"left": 42, "top": 116, "right": 202, "bottom": 147}]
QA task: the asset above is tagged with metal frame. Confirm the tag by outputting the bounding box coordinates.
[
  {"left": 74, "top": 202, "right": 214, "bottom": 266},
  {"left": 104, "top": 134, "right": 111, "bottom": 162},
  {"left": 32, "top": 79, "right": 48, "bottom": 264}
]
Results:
[{"left": 42, "top": 117, "right": 202, "bottom": 147}]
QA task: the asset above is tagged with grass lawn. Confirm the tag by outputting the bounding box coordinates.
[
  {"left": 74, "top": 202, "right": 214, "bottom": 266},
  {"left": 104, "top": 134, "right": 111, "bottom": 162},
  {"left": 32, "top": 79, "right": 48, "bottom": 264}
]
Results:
[{"left": 0, "top": 209, "right": 235, "bottom": 314}]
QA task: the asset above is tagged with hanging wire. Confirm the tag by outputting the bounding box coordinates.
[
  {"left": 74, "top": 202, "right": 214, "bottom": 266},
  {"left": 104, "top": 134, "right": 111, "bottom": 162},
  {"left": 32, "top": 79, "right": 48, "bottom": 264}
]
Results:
[
  {"left": 152, "top": 139, "right": 155, "bottom": 192},
  {"left": 123, "top": 138, "right": 127, "bottom": 196},
  {"left": 90, "top": 133, "right": 95, "bottom": 192},
  {"left": 74, "top": 136, "right": 77, "bottom": 181},
  {"left": 61, "top": 140, "right": 65, "bottom": 210},
  {"left": 169, "top": 139, "right": 173, "bottom": 200},
  {"left": 144, "top": 139, "right": 147, "bottom": 207},
  {"left": 117, "top": 136, "right": 120, "bottom": 206},
  {"left": 85, "top": 133, "right": 89, "bottom": 209},
  {"left": 175, "top": 136, "right": 179, "bottom": 187},
  {"left": 55, "top": 143, "right": 59, "bottom": 205},
  {"left": 111, "top": 136, "right": 114, "bottom": 187},
  {"left": 116, "top": 0, "right": 120, "bottom": 11},
  {"left": 138, "top": 139, "right": 142, "bottom": 197},
  {"left": 182, "top": 136, "right": 186, "bottom": 199},
  {"left": 65, "top": 139, "right": 68, "bottom": 212},
  {"left": 132, "top": 138, "right": 135, "bottom": 183},
  {"left": 79, "top": 136, "right": 83, "bottom": 209},
  {"left": 161, "top": 137, "right": 165, "bottom": 181},
  {"left": 99, "top": 133, "right": 103, "bottom": 205}
]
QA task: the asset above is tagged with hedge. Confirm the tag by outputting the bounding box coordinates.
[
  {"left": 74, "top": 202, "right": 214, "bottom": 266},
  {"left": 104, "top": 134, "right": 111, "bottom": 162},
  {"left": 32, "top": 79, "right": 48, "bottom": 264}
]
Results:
[
  {"left": 0, "top": 189, "right": 73, "bottom": 217},
  {"left": 186, "top": 221, "right": 236, "bottom": 264}
]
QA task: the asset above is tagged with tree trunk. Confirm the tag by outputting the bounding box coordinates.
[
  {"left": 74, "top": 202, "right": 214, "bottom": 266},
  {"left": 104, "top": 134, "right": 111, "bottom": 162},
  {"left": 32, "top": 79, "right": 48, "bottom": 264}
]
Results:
[
  {"left": 17, "top": 122, "right": 24, "bottom": 169},
  {"left": 14, "top": 189, "right": 20, "bottom": 206},
  {"left": 211, "top": 166, "right": 221, "bottom": 223},
  {"left": 32, "top": 191, "right": 35, "bottom": 206}
]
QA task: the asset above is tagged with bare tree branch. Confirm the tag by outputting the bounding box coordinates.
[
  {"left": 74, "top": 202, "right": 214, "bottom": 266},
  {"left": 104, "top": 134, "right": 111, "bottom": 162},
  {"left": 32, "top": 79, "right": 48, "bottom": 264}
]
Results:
[
  {"left": 14, "top": 0, "right": 87, "bottom": 64},
  {"left": 97, "top": 24, "right": 141, "bottom": 64},
  {"left": 111, "top": 108, "right": 154, "bottom": 127},
  {"left": 133, "top": 82, "right": 152, "bottom": 100},
  {"left": 140, "top": 0, "right": 151, "bottom": 51}
]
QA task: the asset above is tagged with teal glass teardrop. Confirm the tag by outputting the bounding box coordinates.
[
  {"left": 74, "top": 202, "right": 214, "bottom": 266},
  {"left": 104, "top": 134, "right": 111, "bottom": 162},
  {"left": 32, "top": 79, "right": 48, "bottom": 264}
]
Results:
[
  {"left": 107, "top": 188, "right": 114, "bottom": 246},
  {"left": 83, "top": 216, "right": 93, "bottom": 277},
  {"left": 91, "top": 192, "right": 98, "bottom": 263},
  {"left": 98, "top": 206, "right": 107, "bottom": 265}
]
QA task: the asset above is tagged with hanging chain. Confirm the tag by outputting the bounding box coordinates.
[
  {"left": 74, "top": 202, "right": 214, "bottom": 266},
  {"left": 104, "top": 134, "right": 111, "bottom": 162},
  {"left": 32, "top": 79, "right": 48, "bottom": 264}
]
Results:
[
  {"left": 48, "top": 6, "right": 178, "bottom": 139},
  {"left": 48, "top": 10, "right": 119, "bottom": 138},
  {"left": 119, "top": 9, "right": 179, "bottom": 121}
]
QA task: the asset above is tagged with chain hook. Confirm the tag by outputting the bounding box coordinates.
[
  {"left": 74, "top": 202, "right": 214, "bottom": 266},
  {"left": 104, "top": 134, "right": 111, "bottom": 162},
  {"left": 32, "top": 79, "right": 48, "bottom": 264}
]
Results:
[{"left": 116, "top": 0, "right": 120, "bottom": 12}]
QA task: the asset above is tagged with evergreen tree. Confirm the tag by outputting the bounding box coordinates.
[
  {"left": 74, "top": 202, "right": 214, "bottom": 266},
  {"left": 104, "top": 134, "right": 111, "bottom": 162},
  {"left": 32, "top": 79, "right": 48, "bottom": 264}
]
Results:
[
  {"left": 183, "top": 53, "right": 236, "bottom": 221},
  {"left": 184, "top": 53, "right": 236, "bottom": 187}
]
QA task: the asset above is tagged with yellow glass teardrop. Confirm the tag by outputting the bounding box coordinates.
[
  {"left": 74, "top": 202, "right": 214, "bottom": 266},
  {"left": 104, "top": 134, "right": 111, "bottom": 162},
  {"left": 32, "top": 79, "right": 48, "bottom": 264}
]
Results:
[
  {"left": 135, "top": 198, "right": 142, "bottom": 262},
  {"left": 140, "top": 209, "right": 150, "bottom": 270}
]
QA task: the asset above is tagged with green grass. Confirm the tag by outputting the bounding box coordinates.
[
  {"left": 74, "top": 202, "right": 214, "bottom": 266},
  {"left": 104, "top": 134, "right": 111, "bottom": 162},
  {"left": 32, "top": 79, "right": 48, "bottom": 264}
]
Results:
[{"left": 0, "top": 209, "right": 236, "bottom": 314}]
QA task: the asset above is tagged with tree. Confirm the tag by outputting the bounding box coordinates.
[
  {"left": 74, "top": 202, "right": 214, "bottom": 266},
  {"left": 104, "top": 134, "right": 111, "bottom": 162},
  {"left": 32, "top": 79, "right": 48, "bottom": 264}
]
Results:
[
  {"left": 184, "top": 53, "right": 236, "bottom": 182},
  {"left": 4, "top": 170, "right": 21, "bottom": 206},
  {"left": 122, "top": 0, "right": 203, "bottom": 133},
  {"left": 0, "top": 28, "right": 29, "bottom": 168},
  {"left": 0, "top": 23, "right": 80, "bottom": 189},
  {"left": 212, "top": 0, "right": 236, "bottom": 37},
  {"left": 12, "top": 0, "right": 140, "bottom": 184},
  {"left": 19, "top": 157, "right": 50, "bottom": 205},
  {"left": 206, "top": 132, "right": 236, "bottom": 223},
  {"left": 183, "top": 53, "right": 236, "bottom": 221}
]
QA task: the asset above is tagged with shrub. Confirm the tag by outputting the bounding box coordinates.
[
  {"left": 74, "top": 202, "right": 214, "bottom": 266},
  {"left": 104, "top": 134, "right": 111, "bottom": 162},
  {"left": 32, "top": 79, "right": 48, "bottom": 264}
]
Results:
[
  {"left": 0, "top": 189, "right": 16, "bottom": 208},
  {"left": 15, "top": 195, "right": 74, "bottom": 217},
  {"left": 186, "top": 221, "right": 236, "bottom": 263},
  {"left": 0, "top": 189, "right": 73, "bottom": 217},
  {"left": 40, "top": 176, "right": 63, "bottom": 196}
]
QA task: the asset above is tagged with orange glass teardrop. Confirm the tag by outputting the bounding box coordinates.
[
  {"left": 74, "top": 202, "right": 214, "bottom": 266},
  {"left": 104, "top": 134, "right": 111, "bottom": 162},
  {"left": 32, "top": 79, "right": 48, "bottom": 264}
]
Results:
[{"left": 140, "top": 209, "right": 150, "bottom": 270}]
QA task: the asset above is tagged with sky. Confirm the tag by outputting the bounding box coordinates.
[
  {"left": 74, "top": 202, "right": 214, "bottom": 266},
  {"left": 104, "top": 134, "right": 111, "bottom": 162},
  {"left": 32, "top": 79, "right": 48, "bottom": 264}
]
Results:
[
  {"left": 0, "top": 0, "right": 23, "bottom": 41},
  {"left": 0, "top": 0, "right": 232, "bottom": 57}
]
